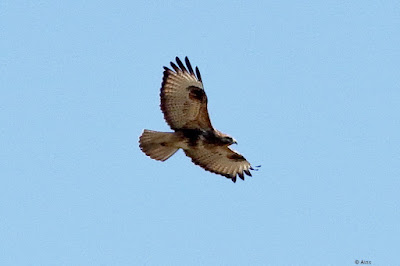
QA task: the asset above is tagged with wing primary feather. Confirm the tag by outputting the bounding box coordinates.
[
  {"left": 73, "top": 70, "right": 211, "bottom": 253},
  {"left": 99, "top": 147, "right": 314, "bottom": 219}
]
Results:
[
  {"left": 231, "top": 175, "right": 237, "bottom": 183},
  {"left": 222, "top": 173, "right": 231, "bottom": 179},
  {"left": 238, "top": 171, "right": 245, "bottom": 180},
  {"left": 170, "top": 62, "right": 180, "bottom": 72},
  {"left": 185, "top": 57, "right": 194, "bottom": 74},
  {"left": 195, "top": 66, "right": 202, "bottom": 82},
  {"left": 163, "top": 66, "right": 171, "bottom": 71},
  {"left": 175, "top": 57, "right": 187, "bottom": 72},
  {"left": 244, "top": 169, "right": 252, "bottom": 176}
]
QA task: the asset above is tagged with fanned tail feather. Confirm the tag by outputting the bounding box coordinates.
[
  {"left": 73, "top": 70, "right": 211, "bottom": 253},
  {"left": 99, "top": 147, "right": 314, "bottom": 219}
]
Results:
[{"left": 139, "top": 130, "right": 179, "bottom": 161}]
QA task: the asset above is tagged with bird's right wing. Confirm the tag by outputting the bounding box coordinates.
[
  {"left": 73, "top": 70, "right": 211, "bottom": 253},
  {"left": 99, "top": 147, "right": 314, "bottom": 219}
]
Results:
[{"left": 184, "top": 145, "right": 253, "bottom": 182}]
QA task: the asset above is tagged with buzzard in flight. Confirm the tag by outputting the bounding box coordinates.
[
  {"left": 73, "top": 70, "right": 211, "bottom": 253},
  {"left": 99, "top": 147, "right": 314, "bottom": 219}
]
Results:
[{"left": 139, "top": 57, "right": 256, "bottom": 182}]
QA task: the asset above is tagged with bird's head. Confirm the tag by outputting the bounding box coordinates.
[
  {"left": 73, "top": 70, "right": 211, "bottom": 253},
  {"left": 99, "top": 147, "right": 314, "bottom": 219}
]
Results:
[
  {"left": 215, "top": 130, "right": 238, "bottom": 145},
  {"left": 221, "top": 136, "right": 237, "bottom": 145}
]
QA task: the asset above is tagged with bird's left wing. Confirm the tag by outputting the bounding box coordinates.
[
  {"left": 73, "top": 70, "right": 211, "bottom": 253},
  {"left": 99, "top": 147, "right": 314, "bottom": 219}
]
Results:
[{"left": 160, "top": 57, "right": 213, "bottom": 130}]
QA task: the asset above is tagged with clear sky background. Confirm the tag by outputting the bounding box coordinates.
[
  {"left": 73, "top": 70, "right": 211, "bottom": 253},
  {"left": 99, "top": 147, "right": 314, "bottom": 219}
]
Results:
[{"left": 1, "top": 1, "right": 399, "bottom": 265}]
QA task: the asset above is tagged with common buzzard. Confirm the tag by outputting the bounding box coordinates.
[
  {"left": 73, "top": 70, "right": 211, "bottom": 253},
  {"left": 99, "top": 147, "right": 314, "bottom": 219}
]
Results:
[{"left": 139, "top": 57, "right": 256, "bottom": 182}]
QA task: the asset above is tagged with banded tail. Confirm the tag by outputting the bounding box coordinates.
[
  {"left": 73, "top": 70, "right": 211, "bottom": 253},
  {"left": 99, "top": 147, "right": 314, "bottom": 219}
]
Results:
[{"left": 139, "top": 130, "right": 180, "bottom": 161}]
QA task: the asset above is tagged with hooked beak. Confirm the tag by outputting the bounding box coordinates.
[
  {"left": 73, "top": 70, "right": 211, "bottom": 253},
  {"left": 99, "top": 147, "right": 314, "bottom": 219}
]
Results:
[{"left": 232, "top": 139, "right": 238, "bottom": 145}]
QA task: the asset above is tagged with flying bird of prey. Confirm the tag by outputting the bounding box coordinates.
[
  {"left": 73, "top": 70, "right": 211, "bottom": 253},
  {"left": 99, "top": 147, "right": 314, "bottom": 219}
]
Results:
[{"left": 139, "top": 57, "right": 256, "bottom": 182}]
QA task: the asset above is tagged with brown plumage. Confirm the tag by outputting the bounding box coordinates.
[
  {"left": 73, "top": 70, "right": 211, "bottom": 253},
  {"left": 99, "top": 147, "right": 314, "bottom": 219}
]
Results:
[{"left": 139, "top": 57, "right": 255, "bottom": 182}]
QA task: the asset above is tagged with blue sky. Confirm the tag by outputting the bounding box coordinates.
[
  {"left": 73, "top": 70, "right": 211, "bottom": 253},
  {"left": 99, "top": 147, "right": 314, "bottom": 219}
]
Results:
[{"left": 1, "top": 1, "right": 399, "bottom": 265}]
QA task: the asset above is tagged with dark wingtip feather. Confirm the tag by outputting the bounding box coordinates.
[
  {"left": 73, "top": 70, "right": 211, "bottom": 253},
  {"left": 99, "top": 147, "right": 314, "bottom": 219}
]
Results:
[
  {"left": 195, "top": 66, "right": 202, "bottom": 82},
  {"left": 170, "top": 62, "right": 180, "bottom": 72},
  {"left": 185, "top": 57, "right": 194, "bottom": 74},
  {"left": 238, "top": 171, "right": 245, "bottom": 180},
  {"left": 244, "top": 169, "right": 252, "bottom": 176},
  {"left": 175, "top": 57, "right": 188, "bottom": 72},
  {"left": 250, "top": 165, "right": 261, "bottom": 171},
  {"left": 231, "top": 175, "right": 237, "bottom": 183}
]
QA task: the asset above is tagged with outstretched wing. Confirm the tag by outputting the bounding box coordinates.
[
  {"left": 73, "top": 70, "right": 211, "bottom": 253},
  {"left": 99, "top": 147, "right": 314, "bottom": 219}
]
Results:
[
  {"left": 160, "top": 57, "right": 213, "bottom": 130},
  {"left": 184, "top": 145, "right": 253, "bottom": 182}
]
